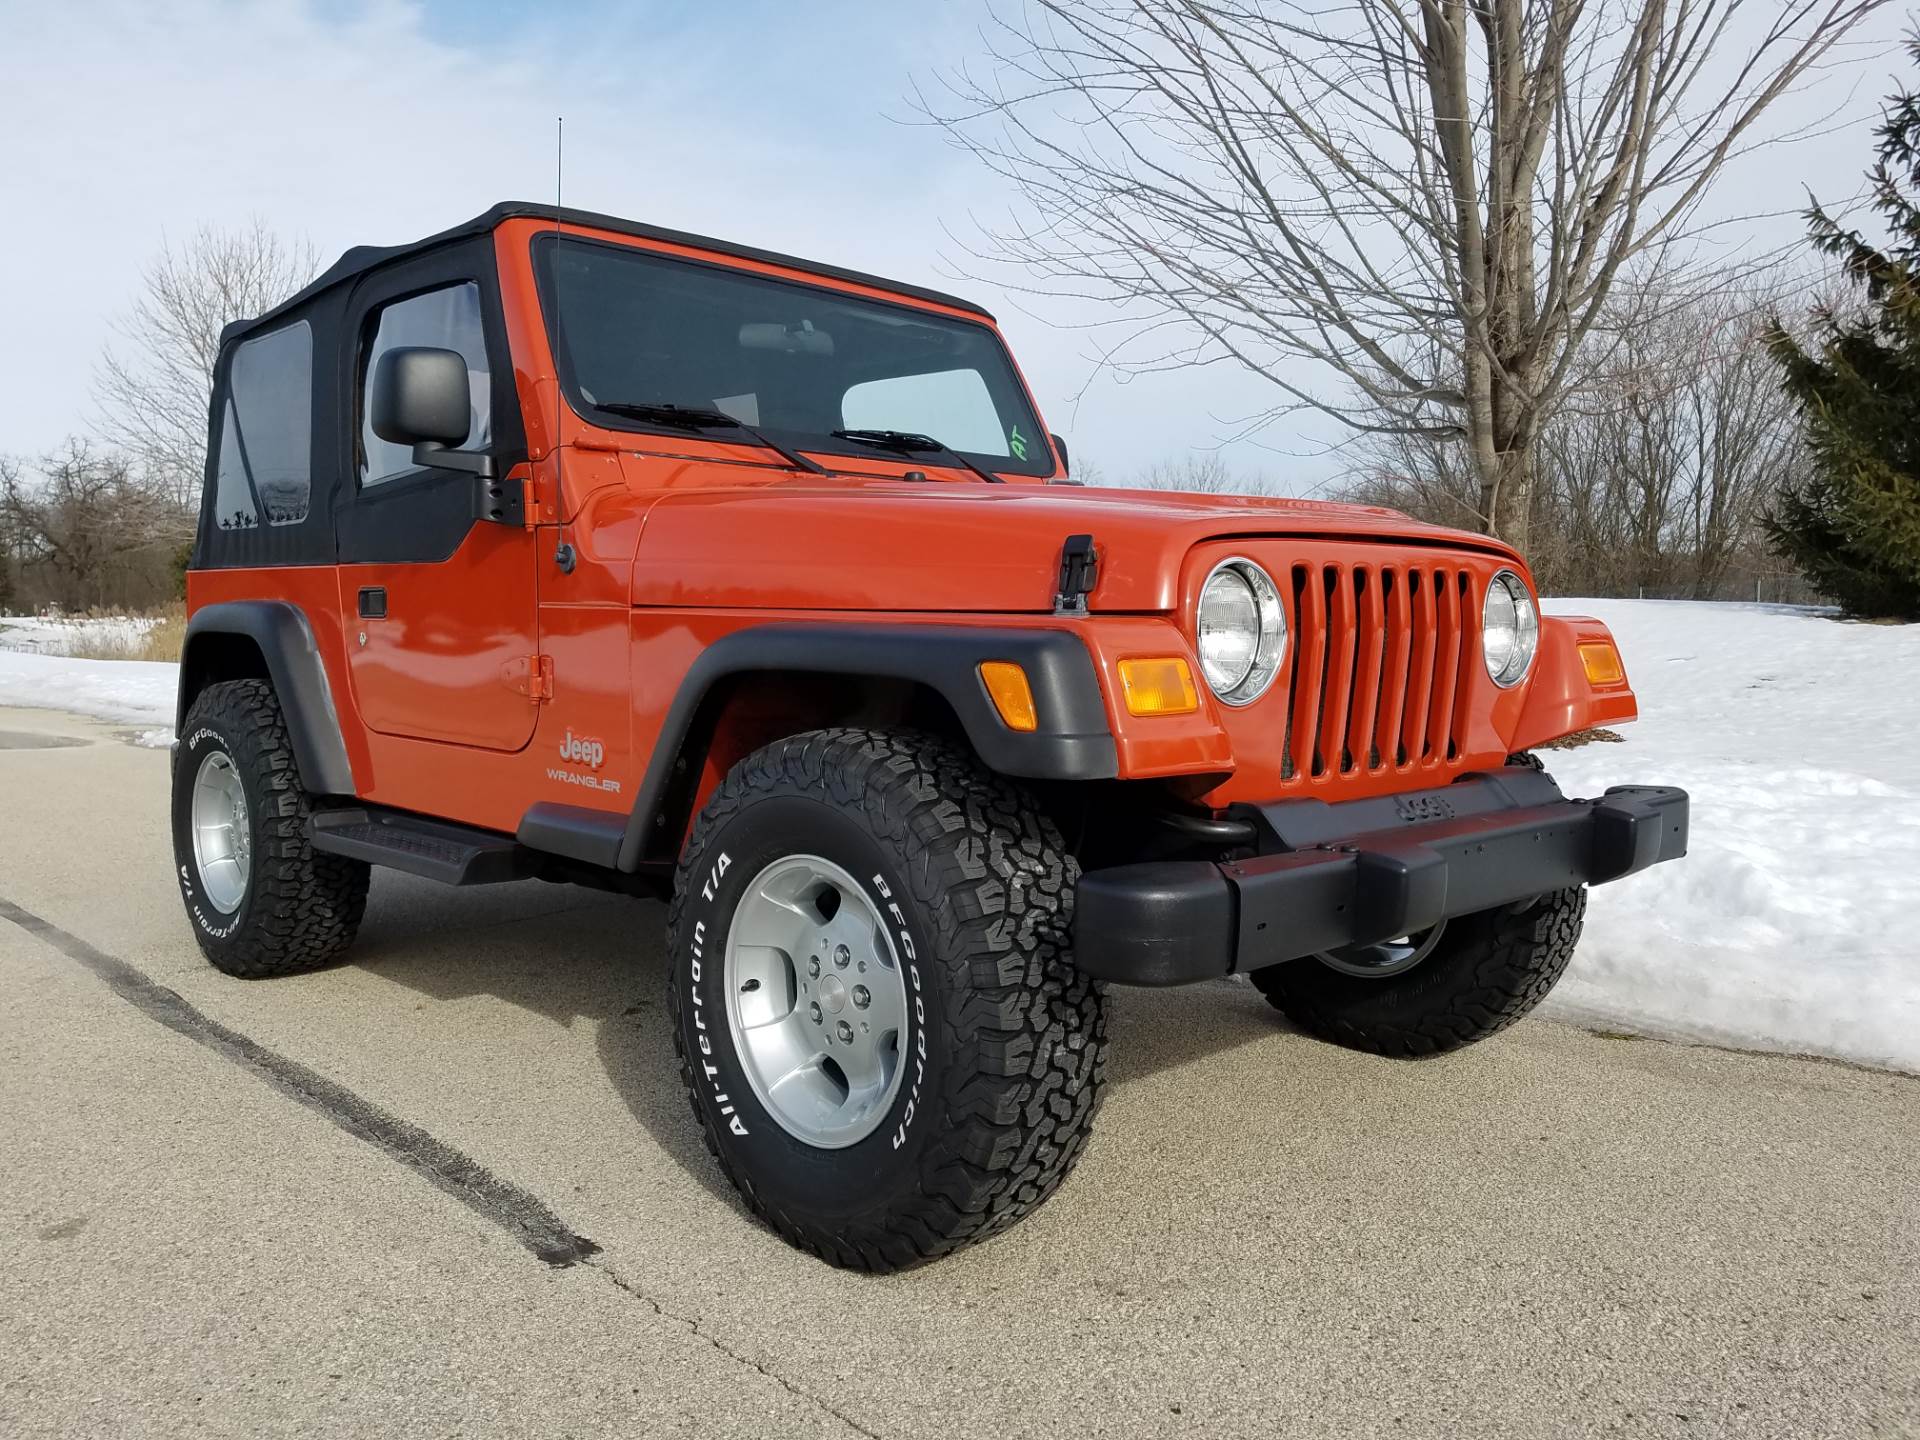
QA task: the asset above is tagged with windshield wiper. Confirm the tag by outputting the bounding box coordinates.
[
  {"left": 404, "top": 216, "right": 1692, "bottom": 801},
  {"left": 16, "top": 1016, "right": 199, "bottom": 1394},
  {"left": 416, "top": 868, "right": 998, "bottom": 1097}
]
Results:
[
  {"left": 594, "top": 402, "right": 829, "bottom": 476},
  {"left": 830, "top": 429, "right": 1006, "bottom": 484}
]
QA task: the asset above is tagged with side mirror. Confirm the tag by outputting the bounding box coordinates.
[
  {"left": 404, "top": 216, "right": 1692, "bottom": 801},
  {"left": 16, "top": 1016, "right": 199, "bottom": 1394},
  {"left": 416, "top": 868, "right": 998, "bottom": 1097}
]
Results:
[
  {"left": 1050, "top": 432, "right": 1070, "bottom": 476},
  {"left": 369, "top": 347, "right": 503, "bottom": 506},
  {"left": 371, "top": 347, "right": 472, "bottom": 447}
]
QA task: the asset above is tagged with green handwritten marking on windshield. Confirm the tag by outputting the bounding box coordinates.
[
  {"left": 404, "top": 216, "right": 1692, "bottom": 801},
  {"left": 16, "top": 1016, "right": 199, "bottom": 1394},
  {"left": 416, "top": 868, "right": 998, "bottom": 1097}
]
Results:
[{"left": 1008, "top": 425, "right": 1028, "bottom": 461}]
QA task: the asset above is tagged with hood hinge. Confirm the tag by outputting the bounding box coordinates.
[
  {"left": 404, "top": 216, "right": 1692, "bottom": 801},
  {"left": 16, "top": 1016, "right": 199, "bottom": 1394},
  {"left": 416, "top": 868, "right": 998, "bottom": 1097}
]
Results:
[{"left": 1054, "top": 533, "right": 1098, "bottom": 615}]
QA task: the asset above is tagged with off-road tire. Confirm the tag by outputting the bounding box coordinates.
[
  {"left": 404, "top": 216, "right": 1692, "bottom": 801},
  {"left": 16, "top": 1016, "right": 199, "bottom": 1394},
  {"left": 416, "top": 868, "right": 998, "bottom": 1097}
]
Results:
[
  {"left": 1249, "top": 885, "right": 1586, "bottom": 1056},
  {"left": 666, "top": 727, "right": 1107, "bottom": 1271},
  {"left": 172, "top": 679, "right": 370, "bottom": 977}
]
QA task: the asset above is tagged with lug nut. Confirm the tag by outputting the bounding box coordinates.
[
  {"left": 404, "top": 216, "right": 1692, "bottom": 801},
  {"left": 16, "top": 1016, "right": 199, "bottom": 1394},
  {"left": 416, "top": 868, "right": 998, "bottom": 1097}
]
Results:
[
  {"left": 852, "top": 984, "right": 870, "bottom": 1009},
  {"left": 836, "top": 1021, "right": 854, "bottom": 1043},
  {"left": 834, "top": 944, "right": 851, "bottom": 969},
  {"left": 808, "top": 955, "right": 821, "bottom": 978},
  {"left": 808, "top": 1002, "right": 822, "bottom": 1025}
]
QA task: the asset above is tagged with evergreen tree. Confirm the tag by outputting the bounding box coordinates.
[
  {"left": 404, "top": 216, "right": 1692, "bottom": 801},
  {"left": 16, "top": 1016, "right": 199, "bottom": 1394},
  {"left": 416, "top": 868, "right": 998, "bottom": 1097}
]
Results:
[{"left": 1766, "top": 43, "right": 1920, "bottom": 620}]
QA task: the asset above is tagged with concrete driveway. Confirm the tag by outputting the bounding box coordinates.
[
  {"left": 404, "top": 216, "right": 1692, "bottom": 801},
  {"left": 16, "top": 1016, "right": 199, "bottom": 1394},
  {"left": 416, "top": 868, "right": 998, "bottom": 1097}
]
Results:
[{"left": 2, "top": 705, "right": 1914, "bottom": 1439}]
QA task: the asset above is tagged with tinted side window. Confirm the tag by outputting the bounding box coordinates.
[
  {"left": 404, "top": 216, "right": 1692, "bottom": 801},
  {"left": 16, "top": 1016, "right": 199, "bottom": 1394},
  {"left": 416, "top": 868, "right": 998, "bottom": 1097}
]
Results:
[
  {"left": 212, "top": 321, "right": 313, "bottom": 530},
  {"left": 360, "top": 283, "right": 492, "bottom": 486}
]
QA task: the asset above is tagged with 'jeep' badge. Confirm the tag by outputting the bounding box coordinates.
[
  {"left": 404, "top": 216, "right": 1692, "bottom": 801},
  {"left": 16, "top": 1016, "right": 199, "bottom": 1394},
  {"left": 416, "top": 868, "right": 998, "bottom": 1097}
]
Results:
[{"left": 558, "top": 730, "right": 605, "bottom": 769}]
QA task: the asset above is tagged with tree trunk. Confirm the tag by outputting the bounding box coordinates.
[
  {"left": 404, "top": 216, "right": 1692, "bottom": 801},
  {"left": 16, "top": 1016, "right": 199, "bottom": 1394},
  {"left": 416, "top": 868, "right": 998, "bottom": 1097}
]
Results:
[{"left": 1489, "top": 446, "right": 1534, "bottom": 551}]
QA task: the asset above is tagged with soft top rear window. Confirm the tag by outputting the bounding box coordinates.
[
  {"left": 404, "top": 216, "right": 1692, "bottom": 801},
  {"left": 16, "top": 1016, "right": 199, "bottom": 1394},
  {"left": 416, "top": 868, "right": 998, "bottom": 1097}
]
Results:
[
  {"left": 535, "top": 235, "right": 1051, "bottom": 476},
  {"left": 211, "top": 320, "right": 312, "bottom": 530}
]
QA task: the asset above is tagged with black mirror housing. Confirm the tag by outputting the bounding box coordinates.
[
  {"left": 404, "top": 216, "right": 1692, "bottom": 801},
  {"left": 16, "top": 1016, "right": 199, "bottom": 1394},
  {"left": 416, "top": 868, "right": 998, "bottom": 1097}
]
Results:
[
  {"left": 1050, "top": 432, "right": 1071, "bottom": 476},
  {"left": 371, "top": 347, "right": 472, "bottom": 447}
]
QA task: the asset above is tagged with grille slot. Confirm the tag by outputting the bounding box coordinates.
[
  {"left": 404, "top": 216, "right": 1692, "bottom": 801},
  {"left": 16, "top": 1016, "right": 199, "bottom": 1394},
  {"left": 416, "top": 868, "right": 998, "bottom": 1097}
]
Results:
[{"left": 1279, "top": 562, "right": 1477, "bottom": 784}]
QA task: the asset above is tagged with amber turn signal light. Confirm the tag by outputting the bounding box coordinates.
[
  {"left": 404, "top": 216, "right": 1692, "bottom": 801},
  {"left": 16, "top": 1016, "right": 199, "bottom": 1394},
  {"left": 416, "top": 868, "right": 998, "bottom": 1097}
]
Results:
[
  {"left": 979, "top": 661, "right": 1038, "bottom": 731},
  {"left": 1118, "top": 657, "right": 1200, "bottom": 716},
  {"left": 1578, "top": 641, "right": 1626, "bottom": 686}
]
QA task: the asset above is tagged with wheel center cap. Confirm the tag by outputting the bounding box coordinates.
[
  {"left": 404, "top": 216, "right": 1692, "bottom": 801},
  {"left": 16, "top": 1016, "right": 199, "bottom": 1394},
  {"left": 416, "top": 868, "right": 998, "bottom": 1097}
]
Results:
[{"left": 818, "top": 974, "right": 848, "bottom": 1014}]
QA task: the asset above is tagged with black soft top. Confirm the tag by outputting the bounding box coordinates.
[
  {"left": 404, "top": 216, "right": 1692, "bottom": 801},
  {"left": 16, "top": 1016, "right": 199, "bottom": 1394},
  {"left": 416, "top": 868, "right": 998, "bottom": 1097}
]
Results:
[{"left": 220, "top": 201, "right": 993, "bottom": 347}]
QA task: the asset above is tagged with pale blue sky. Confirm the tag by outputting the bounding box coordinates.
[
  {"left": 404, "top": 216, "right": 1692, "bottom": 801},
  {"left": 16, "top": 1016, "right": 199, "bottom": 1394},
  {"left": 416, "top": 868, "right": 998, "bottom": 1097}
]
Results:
[{"left": 1, "top": 0, "right": 1909, "bottom": 491}]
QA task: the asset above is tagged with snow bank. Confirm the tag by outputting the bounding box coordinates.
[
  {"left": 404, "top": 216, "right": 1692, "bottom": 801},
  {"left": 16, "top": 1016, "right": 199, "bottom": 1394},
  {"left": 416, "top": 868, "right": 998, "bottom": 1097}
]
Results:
[
  {"left": 1539, "top": 599, "right": 1920, "bottom": 1073},
  {"left": 0, "top": 649, "right": 176, "bottom": 746},
  {"left": 0, "top": 600, "right": 1913, "bottom": 1072}
]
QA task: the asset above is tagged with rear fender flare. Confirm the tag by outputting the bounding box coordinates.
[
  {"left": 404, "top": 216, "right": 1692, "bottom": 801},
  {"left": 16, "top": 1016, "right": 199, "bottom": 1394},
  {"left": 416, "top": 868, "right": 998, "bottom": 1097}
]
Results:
[{"left": 177, "top": 601, "right": 355, "bottom": 796}]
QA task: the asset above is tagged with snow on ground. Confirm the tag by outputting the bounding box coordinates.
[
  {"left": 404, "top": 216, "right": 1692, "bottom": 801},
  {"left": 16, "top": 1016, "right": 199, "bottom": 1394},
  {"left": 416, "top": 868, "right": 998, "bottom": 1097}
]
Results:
[
  {"left": 0, "top": 612, "right": 157, "bottom": 658},
  {"left": 0, "top": 600, "right": 1913, "bottom": 1071},
  {"left": 1539, "top": 599, "right": 1920, "bottom": 1074},
  {"left": 0, "top": 615, "right": 174, "bottom": 745},
  {"left": 0, "top": 650, "right": 175, "bottom": 745}
]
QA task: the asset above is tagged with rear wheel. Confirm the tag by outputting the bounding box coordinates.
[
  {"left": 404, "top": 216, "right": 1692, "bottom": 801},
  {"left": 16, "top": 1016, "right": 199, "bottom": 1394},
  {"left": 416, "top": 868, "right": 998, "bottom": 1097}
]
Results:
[
  {"left": 172, "top": 679, "right": 369, "bottom": 977},
  {"left": 667, "top": 728, "right": 1107, "bottom": 1271},
  {"left": 1249, "top": 886, "right": 1586, "bottom": 1056}
]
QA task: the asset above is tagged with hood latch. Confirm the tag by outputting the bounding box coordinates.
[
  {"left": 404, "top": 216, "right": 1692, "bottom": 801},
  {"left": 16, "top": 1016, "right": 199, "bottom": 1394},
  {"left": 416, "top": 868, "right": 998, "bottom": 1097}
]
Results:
[{"left": 1055, "top": 533, "right": 1098, "bottom": 615}]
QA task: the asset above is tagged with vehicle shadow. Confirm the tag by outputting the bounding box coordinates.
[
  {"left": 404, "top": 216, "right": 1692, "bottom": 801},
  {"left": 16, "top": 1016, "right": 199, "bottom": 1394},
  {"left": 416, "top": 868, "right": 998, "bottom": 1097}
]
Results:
[{"left": 352, "top": 875, "right": 1299, "bottom": 1211}]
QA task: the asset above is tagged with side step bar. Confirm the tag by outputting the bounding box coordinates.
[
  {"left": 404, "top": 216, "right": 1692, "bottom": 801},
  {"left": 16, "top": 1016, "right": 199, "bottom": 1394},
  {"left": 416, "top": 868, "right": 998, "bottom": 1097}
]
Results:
[{"left": 308, "top": 808, "right": 532, "bottom": 886}]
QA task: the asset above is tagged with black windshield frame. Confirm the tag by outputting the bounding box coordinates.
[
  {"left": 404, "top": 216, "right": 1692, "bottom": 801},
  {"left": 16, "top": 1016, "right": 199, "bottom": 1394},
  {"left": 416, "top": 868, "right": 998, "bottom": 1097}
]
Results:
[{"left": 531, "top": 232, "right": 1054, "bottom": 478}]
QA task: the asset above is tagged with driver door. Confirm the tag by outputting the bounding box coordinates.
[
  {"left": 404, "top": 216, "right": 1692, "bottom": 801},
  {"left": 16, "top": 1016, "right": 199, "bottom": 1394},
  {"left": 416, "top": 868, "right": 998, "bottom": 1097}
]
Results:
[{"left": 336, "top": 248, "right": 539, "bottom": 752}]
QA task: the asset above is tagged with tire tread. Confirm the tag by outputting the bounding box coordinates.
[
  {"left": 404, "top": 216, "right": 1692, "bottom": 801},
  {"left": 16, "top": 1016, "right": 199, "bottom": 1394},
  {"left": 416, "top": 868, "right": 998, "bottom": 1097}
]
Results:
[
  {"left": 666, "top": 727, "right": 1107, "bottom": 1271},
  {"left": 176, "top": 679, "right": 368, "bottom": 978}
]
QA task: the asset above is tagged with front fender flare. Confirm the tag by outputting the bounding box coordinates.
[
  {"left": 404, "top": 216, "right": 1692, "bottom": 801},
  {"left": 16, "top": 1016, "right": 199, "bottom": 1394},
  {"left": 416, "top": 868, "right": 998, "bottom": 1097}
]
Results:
[{"left": 520, "top": 623, "right": 1118, "bottom": 871}]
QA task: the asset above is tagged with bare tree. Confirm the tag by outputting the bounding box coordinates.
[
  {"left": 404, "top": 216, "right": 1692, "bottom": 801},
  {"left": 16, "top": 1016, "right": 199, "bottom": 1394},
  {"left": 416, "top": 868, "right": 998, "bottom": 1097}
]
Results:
[
  {"left": 94, "top": 221, "right": 318, "bottom": 508},
  {"left": 928, "top": 0, "right": 1884, "bottom": 549},
  {"left": 0, "top": 441, "right": 194, "bottom": 610},
  {"left": 1345, "top": 269, "right": 1807, "bottom": 594},
  {"left": 1129, "top": 452, "right": 1257, "bottom": 491}
]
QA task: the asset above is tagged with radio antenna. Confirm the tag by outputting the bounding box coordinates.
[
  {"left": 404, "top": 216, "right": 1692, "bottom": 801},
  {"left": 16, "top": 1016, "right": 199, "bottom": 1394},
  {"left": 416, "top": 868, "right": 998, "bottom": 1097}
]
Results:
[{"left": 551, "top": 116, "right": 564, "bottom": 475}]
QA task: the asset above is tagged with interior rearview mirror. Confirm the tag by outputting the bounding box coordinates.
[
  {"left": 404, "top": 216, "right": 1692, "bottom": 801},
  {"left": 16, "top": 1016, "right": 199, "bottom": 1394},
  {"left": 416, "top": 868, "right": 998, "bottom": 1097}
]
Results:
[{"left": 738, "top": 321, "right": 834, "bottom": 357}]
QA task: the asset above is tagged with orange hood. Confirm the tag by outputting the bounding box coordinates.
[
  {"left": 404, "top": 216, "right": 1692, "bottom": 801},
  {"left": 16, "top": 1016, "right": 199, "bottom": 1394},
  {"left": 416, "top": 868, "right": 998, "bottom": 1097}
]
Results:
[{"left": 624, "top": 475, "right": 1523, "bottom": 613}]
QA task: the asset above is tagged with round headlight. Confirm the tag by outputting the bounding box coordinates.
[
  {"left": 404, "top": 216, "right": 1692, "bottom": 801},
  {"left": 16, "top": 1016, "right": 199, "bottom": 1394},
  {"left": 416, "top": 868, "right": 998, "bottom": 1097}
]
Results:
[
  {"left": 1482, "top": 569, "right": 1538, "bottom": 687},
  {"left": 1197, "top": 558, "right": 1285, "bottom": 705}
]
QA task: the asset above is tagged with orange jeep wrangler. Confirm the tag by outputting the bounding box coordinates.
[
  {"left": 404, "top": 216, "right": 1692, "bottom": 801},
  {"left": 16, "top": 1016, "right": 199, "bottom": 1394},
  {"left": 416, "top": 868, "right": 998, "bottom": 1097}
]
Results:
[{"left": 174, "top": 203, "right": 1687, "bottom": 1269}]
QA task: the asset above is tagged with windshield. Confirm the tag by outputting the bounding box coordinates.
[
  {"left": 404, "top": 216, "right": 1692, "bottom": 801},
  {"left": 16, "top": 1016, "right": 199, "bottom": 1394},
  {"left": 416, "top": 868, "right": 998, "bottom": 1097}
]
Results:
[{"left": 535, "top": 235, "right": 1052, "bottom": 476}]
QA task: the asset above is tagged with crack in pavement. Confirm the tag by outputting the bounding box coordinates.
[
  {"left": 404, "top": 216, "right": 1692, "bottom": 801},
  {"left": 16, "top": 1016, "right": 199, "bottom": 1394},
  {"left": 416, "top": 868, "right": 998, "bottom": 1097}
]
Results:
[
  {"left": 0, "top": 895, "right": 601, "bottom": 1267},
  {"left": 583, "top": 1257, "right": 885, "bottom": 1440},
  {"left": 3, "top": 894, "right": 888, "bottom": 1435}
]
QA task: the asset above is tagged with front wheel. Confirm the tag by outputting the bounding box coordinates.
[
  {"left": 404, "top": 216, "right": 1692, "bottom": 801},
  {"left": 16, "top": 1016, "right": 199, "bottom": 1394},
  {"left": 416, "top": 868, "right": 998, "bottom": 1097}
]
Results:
[
  {"left": 1249, "top": 886, "right": 1587, "bottom": 1056},
  {"left": 667, "top": 728, "right": 1107, "bottom": 1271}
]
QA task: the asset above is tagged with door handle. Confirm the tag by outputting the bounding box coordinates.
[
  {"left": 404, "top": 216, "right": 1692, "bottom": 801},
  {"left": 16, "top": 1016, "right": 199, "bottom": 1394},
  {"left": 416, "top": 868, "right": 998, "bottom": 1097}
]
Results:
[{"left": 358, "top": 587, "right": 388, "bottom": 619}]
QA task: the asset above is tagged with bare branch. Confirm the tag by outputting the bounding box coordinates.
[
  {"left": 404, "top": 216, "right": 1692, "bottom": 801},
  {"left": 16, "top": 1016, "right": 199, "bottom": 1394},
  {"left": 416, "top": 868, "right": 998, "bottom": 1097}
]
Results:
[{"left": 924, "top": 0, "right": 1888, "bottom": 546}]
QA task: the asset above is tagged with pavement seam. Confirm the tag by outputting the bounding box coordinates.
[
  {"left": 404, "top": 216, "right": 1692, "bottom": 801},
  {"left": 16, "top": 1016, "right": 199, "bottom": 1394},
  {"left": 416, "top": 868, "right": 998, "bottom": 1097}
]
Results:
[
  {"left": 583, "top": 1256, "right": 885, "bottom": 1440},
  {"left": 0, "top": 895, "right": 602, "bottom": 1268}
]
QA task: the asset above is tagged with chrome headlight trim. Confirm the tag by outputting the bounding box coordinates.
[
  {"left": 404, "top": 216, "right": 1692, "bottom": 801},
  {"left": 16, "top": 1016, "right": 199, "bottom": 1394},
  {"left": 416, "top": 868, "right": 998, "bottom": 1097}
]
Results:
[
  {"left": 1196, "top": 556, "right": 1286, "bottom": 706},
  {"left": 1482, "top": 568, "right": 1540, "bottom": 688}
]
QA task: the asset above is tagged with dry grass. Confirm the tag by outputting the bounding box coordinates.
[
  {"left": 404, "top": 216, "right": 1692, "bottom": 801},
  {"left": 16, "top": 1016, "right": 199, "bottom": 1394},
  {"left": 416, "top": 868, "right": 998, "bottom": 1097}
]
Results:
[
  {"left": 1537, "top": 727, "right": 1627, "bottom": 750},
  {"left": 57, "top": 630, "right": 150, "bottom": 661},
  {"left": 1, "top": 605, "right": 188, "bottom": 661},
  {"left": 135, "top": 606, "right": 187, "bottom": 662}
]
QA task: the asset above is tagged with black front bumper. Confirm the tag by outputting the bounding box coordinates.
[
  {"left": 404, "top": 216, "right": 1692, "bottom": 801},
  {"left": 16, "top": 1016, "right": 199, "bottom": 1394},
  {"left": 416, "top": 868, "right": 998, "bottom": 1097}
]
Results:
[{"left": 1073, "top": 769, "right": 1689, "bottom": 986}]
